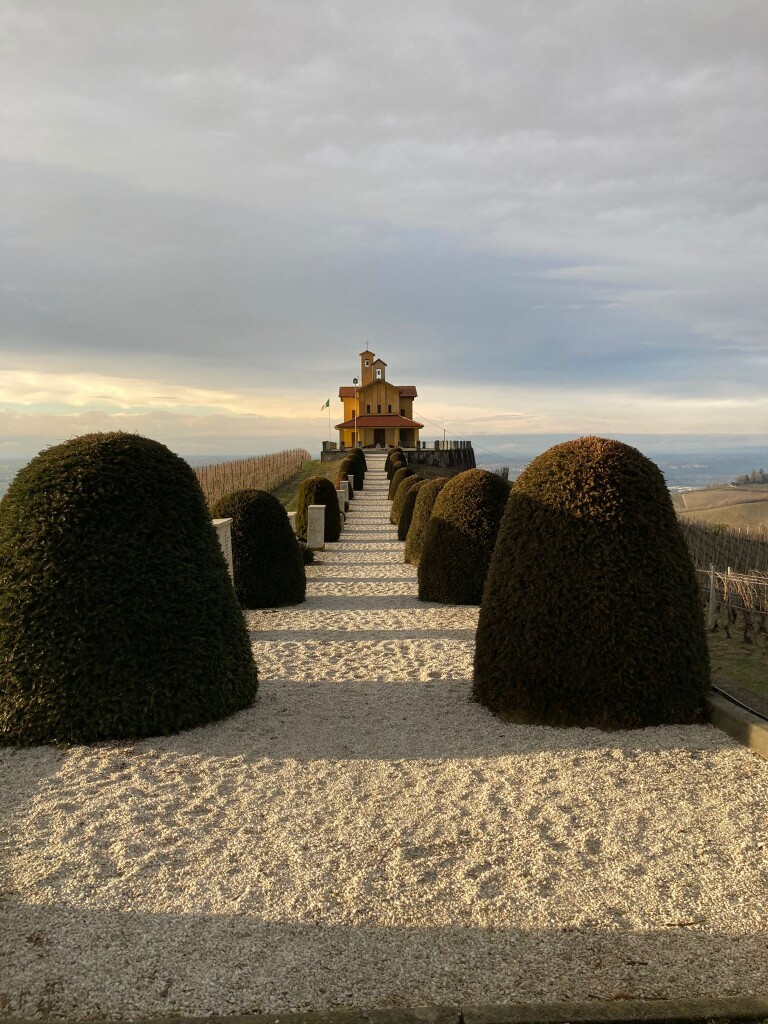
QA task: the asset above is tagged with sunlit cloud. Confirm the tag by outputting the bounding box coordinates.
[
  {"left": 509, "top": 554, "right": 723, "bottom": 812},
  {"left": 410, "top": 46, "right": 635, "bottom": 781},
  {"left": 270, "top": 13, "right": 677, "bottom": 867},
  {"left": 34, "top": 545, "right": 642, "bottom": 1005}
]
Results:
[{"left": 0, "top": 370, "right": 318, "bottom": 419}]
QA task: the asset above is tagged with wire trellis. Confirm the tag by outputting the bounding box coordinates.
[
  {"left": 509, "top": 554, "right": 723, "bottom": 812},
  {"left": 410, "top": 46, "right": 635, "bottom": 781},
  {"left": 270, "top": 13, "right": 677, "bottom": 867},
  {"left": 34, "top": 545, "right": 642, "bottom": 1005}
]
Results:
[
  {"left": 195, "top": 449, "right": 311, "bottom": 508},
  {"left": 679, "top": 518, "right": 768, "bottom": 575},
  {"left": 696, "top": 566, "right": 768, "bottom": 645}
]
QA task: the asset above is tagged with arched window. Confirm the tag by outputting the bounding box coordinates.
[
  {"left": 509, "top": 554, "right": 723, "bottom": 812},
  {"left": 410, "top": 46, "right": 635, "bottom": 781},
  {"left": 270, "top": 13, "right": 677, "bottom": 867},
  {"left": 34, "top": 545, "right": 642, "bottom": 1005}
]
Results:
[{"left": 375, "top": 368, "right": 382, "bottom": 380}]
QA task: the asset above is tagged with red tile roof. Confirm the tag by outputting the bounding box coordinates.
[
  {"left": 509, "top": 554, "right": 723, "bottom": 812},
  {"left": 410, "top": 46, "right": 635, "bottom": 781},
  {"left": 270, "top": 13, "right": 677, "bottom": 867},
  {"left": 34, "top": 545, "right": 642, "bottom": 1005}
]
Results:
[{"left": 334, "top": 414, "right": 424, "bottom": 429}]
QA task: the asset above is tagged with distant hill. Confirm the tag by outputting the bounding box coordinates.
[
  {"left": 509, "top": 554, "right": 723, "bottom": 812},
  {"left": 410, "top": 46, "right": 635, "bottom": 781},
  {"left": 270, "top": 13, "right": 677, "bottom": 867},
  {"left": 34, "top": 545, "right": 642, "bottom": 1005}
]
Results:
[{"left": 674, "top": 484, "right": 768, "bottom": 529}]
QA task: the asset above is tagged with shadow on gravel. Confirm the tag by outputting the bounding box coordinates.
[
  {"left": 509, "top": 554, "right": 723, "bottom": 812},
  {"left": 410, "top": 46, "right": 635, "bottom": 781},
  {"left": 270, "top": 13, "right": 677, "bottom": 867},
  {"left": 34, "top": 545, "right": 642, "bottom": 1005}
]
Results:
[
  {"left": 149, "top": 680, "right": 731, "bottom": 761},
  {"left": 3, "top": 901, "right": 766, "bottom": 1019},
  {"left": 249, "top": 629, "right": 477, "bottom": 642},
  {"left": 301, "top": 596, "right": 425, "bottom": 611}
]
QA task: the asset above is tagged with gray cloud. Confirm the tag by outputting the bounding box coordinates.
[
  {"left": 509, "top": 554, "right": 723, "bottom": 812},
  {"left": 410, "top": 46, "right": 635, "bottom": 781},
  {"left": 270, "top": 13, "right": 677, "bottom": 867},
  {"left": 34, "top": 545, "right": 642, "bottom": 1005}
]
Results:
[{"left": 1, "top": 0, "right": 766, "bottom": 428}]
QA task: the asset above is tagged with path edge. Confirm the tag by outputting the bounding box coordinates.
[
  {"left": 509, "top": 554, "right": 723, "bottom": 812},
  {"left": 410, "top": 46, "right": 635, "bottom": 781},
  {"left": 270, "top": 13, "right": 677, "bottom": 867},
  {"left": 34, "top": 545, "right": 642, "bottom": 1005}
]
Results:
[
  {"left": 707, "top": 692, "right": 768, "bottom": 760},
  {"left": 3, "top": 994, "right": 768, "bottom": 1024}
]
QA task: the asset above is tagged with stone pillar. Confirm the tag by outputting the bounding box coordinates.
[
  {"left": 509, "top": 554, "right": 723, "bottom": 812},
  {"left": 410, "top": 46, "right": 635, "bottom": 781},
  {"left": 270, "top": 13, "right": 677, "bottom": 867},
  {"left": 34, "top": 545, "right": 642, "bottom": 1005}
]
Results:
[
  {"left": 336, "top": 489, "right": 346, "bottom": 518},
  {"left": 342, "top": 480, "right": 351, "bottom": 504},
  {"left": 212, "top": 518, "right": 234, "bottom": 581},
  {"left": 287, "top": 511, "right": 297, "bottom": 534},
  {"left": 307, "top": 505, "right": 325, "bottom": 550}
]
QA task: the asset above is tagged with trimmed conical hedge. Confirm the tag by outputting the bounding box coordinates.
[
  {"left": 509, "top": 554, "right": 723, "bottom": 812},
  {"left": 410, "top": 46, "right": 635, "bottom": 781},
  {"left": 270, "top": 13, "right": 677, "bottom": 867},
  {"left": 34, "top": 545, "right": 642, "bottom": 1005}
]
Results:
[
  {"left": 296, "top": 475, "right": 342, "bottom": 542},
  {"left": 388, "top": 466, "right": 414, "bottom": 500},
  {"left": 0, "top": 432, "right": 258, "bottom": 746},
  {"left": 387, "top": 458, "right": 406, "bottom": 481},
  {"left": 339, "top": 455, "right": 364, "bottom": 491},
  {"left": 404, "top": 478, "right": 448, "bottom": 564},
  {"left": 390, "top": 474, "right": 422, "bottom": 525},
  {"left": 418, "top": 469, "right": 510, "bottom": 605},
  {"left": 384, "top": 447, "right": 403, "bottom": 473},
  {"left": 335, "top": 462, "right": 354, "bottom": 501},
  {"left": 398, "top": 479, "right": 429, "bottom": 541},
  {"left": 350, "top": 449, "right": 366, "bottom": 483},
  {"left": 473, "top": 436, "right": 710, "bottom": 729},
  {"left": 210, "top": 489, "right": 306, "bottom": 608}
]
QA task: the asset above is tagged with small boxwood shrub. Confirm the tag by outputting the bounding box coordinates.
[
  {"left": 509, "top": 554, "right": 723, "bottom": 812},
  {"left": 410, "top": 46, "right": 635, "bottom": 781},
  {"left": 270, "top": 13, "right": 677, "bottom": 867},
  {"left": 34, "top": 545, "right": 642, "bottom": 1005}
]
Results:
[
  {"left": 398, "top": 479, "right": 429, "bottom": 541},
  {"left": 390, "top": 474, "right": 422, "bottom": 525},
  {"left": 418, "top": 469, "right": 510, "bottom": 605},
  {"left": 210, "top": 489, "right": 306, "bottom": 608},
  {"left": 388, "top": 466, "right": 414, "bottom": 500},
  {"left": 295, "top": 475, "right": 342, "bottom": 542},
  {"left": 0, "top": 432, "right": 258, "bottom": 746},
  {"left": 404, "top": 478, "right": 449, "bottom": 564},
  {"left": 472, "top": 436, "right": 710, "bottom": 728}
]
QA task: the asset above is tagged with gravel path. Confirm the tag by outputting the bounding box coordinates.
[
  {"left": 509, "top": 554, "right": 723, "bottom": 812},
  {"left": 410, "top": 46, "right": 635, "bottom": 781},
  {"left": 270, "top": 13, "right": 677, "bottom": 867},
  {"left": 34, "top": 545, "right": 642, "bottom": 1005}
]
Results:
[{"left": 1, "top": 453, "right": 767, "bottom": 1019}]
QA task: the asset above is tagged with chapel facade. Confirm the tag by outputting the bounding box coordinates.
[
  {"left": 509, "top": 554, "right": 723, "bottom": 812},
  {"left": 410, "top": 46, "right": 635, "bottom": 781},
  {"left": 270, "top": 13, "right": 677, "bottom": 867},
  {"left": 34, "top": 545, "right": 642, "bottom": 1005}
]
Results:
[{"left": 335, "top": 350, "right": 424, "bottom": 449}]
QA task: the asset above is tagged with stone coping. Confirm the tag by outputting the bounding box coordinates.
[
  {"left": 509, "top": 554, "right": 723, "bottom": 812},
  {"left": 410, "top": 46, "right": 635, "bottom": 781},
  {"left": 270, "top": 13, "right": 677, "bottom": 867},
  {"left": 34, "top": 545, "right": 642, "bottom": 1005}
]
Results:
[
  {"left": 4, "top": 994, "right": 768, "bottom": 1024},
  {"left": 707, "top": 691, "right": 768, "bottom": 761}
]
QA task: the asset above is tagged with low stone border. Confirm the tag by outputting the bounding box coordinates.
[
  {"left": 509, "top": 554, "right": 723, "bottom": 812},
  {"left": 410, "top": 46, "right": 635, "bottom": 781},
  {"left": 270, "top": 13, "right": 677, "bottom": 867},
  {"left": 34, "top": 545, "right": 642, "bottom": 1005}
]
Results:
[
  {"left": 462, "top": 994, "right": 768, "bottom": 1023},
  {"left": 707, "top": 691, "right": 768, "bottom": 761},
  {"left": 4, "top": 994, "right": 768, "bottom": 1024}
]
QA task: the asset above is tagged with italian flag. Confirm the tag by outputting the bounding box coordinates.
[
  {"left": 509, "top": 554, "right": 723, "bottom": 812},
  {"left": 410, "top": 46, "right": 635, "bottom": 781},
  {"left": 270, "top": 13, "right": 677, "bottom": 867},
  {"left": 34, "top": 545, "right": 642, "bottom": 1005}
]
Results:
[{"left": 321, "top": 398, "right": 330, "bottom": 409}]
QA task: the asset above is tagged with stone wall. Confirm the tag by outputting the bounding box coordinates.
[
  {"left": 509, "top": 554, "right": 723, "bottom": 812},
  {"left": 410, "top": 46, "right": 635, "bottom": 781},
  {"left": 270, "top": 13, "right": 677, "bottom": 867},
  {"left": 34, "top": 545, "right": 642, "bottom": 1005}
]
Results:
[{"left": 320, "top": 440, "right": 475, "bottom": 474}]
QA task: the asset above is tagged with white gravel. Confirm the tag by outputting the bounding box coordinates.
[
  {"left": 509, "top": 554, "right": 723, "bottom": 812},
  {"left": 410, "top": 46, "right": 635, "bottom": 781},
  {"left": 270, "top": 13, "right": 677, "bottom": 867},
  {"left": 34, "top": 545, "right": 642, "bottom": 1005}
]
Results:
[{"left": 1, "top": 454, "right": 767, "bottom": 1019}]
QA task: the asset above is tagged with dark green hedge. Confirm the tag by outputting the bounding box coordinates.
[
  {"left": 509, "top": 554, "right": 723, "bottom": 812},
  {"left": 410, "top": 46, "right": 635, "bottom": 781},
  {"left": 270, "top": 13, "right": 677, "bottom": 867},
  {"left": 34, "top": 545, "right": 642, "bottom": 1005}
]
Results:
[
  {"left": 388, "top": 466, "right": 414, "bottom": 500},
  {"left": 473, "top": 436, "right": 709, "bottom": 728},
  {"left": 418, "top": 469, "right": 510, "bottom": 605},
  {"left": 338, "top": 455, "right": 364, "bottom": 491},
  {"left": 295, "top": 475, "right": 342, "bottom": 542},
  {"left": 404, "top": 478, "right": 448, "bottom": 564},
  {"left": 384, "top": 447, "right": 403, "bottom": 473},
  {"left": 390, "top": 474, "right": 422, "bottom": 525},
  {"left": 353, "top": 446, "right": 368, "bottom": 471},
  {"left": 335, "top": 461, "right": 354, "bottom": 501},
  {"left": 387, "top": 456, "right": 407, "bottom": 480},
  {"left": 210, "top": 489, "right": 306, "bottom": 609},
  {"left": 398, "top": 479, "right": 429, "bottom": 541},
  {"left": 0, "top": 432, "right": 258, "bottom": 746}
]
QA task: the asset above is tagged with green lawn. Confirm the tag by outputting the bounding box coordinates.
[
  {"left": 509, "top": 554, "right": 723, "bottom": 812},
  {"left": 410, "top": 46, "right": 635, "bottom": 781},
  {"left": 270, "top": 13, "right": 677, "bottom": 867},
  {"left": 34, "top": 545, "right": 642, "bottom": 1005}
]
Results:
[
  {"left": 270, "top": 459, "right": 340, "bottom": 512},
  {"left": 707, "top": 625, "right": 768, "bottom": 700}
]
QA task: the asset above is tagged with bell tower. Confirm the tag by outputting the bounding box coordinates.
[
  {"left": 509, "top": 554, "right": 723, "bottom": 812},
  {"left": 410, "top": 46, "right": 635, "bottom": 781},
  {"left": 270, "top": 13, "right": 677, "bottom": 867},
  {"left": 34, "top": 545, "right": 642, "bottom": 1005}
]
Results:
[{"left": 360, "top": 349, "right": 375, "bottom": 387}]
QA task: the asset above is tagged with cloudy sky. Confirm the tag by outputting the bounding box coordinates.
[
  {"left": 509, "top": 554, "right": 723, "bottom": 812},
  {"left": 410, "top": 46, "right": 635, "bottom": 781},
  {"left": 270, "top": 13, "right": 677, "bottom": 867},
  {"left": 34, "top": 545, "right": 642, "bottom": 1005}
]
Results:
[{"left": 2, "top": 0, "right": 767, "bottom": 458}]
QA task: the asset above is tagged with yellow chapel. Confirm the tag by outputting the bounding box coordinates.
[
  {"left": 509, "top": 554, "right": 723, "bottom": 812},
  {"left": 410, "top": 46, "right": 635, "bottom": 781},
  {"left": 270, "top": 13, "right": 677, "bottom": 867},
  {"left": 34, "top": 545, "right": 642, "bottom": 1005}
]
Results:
[{"left": 335, "top": 350, "right": 424, "bottom": 449}]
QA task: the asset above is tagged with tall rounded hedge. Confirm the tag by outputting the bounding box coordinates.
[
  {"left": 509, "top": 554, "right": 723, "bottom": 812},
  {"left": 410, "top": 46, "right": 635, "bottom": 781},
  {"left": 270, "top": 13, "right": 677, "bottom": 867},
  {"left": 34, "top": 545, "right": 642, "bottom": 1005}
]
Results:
[
  {"left": 335, "top": 462, "right": 354, "bottom": 501},
  {"left": 339, "top": 455, "right": 364, "bottom": 491},
  {"left": 0, "top": 432, "right": 258, "bottom": 746},
  {"left": 384, "top": 447, "right": 403, "bottom": 473},
  {"left": 350, "top": 449, "right": 366, "bottom": 482},
  {"left": 387, "top": 457, "right": 406, "bottom": 481},
  {"left": 398, "top": 479, "right": 429, "bottom": 541},
  {"left": 390, "top": 474, "right": 422, "bottom": 525},
  {"left": 388, "top": 466, "right": 414, "bottom": 500},
  {"left": 473, "top": 436, "right": 709, "bottom": 729},
  {"left": 353, "top": 446, "right": 368, "bottom": 471},
  {"left": 404, "top": 478, "right": 449, "bottom": 564},
  {"left": 295, "top": 475, "right": 342, "bottom": 542},
  {"left": 210, "top": 489, "right": 306, "bottom": 609},
  {"left": 418, "top": 469, "right": 511, "bottom": 605}
]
